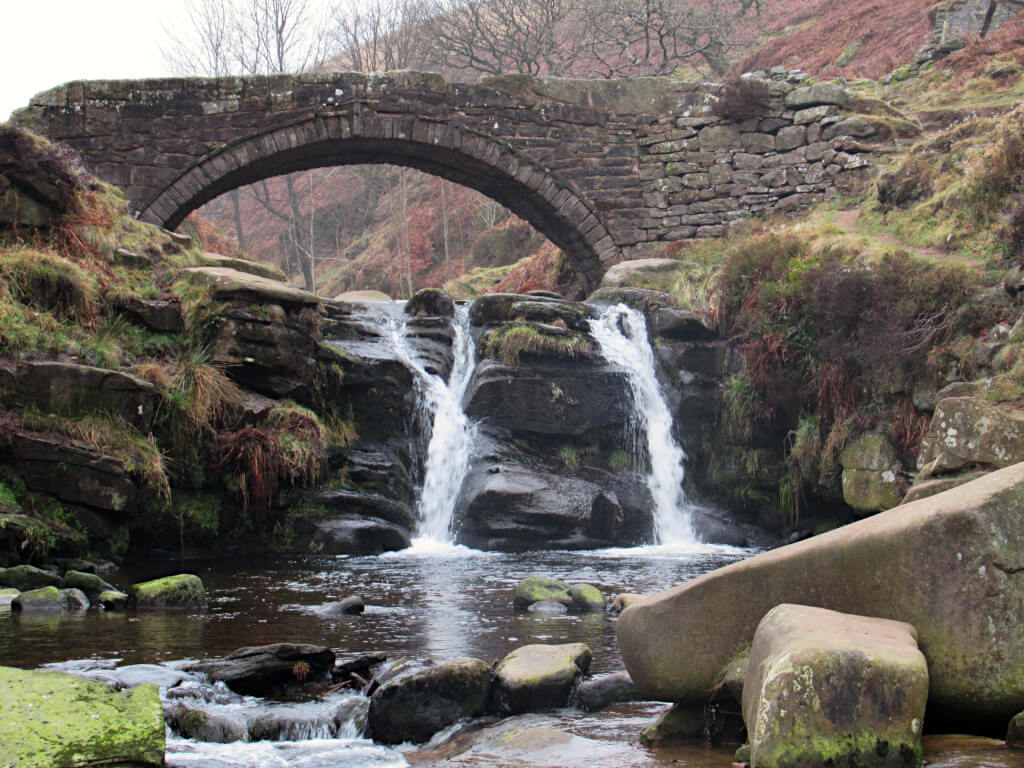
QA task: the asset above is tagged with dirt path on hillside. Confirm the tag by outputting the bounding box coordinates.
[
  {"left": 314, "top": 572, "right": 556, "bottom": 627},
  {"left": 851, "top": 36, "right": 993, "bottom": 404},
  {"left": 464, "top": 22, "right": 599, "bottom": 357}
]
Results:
[{"left": 833, "top": 209, "right": 983, "bottom": 268}]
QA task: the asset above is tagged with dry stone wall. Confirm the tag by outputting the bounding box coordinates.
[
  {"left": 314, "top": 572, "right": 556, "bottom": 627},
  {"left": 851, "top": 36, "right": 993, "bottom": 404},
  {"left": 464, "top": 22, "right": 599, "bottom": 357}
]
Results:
[{"left": 12, "top": 70, "right": 902, "bottom": 287}]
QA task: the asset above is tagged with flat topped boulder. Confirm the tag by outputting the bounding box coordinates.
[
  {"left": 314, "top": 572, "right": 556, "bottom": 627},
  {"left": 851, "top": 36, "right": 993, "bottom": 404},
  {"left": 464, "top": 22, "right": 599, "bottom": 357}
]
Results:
[
  {"left": 493, "top": 643, "right": 592, "bottom": 714},
  {"left": 743, "top": 604, "right": 928, "bottom": 768},
  {"left": 12, "top": 585, "right": 63, "bottom": 612},
  {"left": 0, "top": 666, "right": 164, "bottom": 767},
  {"left": 617, "top": 462, "right": 1024, "bottom": 725},
  {"left": 183, "top": 266, "right": 321, "bottom": 306},
  {"left": 127, "top": 573, "right": 206, "bottom": 610}
]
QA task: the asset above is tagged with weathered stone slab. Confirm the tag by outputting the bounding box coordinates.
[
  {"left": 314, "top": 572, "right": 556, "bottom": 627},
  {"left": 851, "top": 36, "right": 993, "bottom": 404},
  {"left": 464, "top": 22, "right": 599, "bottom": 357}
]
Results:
[
  {"left": 617, "top": 462, "right": 1024, "bottom": 723},
  {"left": 183, "top": 266, "right": 320, "bottom": 306},
  {"left": 743, "top": 604, "right": 927, "bottom": 768}
]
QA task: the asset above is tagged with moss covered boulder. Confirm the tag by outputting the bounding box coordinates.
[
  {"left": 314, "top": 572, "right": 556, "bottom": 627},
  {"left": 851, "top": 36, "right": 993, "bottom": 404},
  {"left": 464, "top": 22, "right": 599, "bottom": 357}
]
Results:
[
  {"left": 492, "top": 643, "right": 592, "bottom": 714},
  {"left": 743, "top": 605, "right": 927, "bottom": 768},
  {"left": 368, "top": 657, "right": 491, "bottom": 744},
  {"left": 617, "top": 462, "right": 1024, "bottom": 726},
  {"left": 1, "top": 563, "right": 61, "bottom": 591},
  {"left": 840, "top": 431, "right": 907, "bottom": 513},
  {"left": 0, "top": 666, "right": 164, "bottom": 767},
  {"left": 127, "top": 573, "right": 206, "bottom": 610},
  {"left": 513, "top": 576, "right": 604, "bottom": 612},
  {"left": 12, "top": 585, "right": 63, "bottom": 612}
]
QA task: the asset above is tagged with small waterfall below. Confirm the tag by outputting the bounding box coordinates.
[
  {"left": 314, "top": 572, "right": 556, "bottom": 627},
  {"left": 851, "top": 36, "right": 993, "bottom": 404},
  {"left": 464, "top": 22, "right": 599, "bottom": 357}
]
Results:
[
  {"left": 386, "top": 303, "right": 477, "bottom": 547},
  {"left": 589, "top": 303, "right": 698, "bottom": 544}
]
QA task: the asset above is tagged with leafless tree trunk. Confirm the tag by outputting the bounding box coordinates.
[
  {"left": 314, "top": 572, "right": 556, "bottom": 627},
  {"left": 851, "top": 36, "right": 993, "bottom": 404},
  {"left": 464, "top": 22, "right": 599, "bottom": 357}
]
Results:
[{"left": 333, "top": 0, "right": 432, "bottom": 72}]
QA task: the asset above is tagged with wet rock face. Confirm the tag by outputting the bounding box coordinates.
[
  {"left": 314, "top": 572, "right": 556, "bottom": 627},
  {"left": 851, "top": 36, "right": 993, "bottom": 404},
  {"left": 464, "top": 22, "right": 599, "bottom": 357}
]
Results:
[
  {"left": 743, "top": 604, "right": 927, "bottom": 768},
  {"left": 455, "top": 440, "right": 653, "bottom": 551},
  {"left": 368, "top": 657, "right": 492, "bottom": 744},
  {"left": 465, "top": 359, "right": 631, "bottom": 437}
]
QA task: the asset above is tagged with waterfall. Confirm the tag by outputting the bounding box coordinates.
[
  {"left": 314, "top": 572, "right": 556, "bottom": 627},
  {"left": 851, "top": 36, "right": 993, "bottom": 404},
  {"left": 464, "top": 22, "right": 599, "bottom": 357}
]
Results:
[
  {"left": 386, "top": 304, "right": 477, "bottom": 546},
  {"left": 589, "top": 303, "right": 697, "bottom": 544}
]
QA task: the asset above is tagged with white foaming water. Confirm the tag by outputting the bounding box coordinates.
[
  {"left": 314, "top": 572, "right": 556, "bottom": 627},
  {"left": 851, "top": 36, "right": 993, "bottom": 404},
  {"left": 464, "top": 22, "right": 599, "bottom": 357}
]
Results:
[
  {"left": 385, "top": 304, "right": 477, "bottom": 547},
  {"left": 590, "top": 303, "right": 698, "bottom": 545}
]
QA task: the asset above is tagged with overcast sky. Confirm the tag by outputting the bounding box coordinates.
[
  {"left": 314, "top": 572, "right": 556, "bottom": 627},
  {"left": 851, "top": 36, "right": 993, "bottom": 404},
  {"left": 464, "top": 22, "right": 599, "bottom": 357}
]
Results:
[{"left": 0, "top": 2, "right": 188, "bottom": 121}]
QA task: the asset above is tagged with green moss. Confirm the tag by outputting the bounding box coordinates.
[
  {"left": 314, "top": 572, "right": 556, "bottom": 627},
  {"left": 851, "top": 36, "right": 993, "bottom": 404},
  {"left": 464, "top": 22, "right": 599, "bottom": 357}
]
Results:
[
  {"left": 127, "top": 573, "right": 206, "bottom": 609},
  {"left": 483, "top": 323, "right": 593, "bottom": 366},
  {"left": 0, "top": 666, "right": 164, "bottom": 767}
]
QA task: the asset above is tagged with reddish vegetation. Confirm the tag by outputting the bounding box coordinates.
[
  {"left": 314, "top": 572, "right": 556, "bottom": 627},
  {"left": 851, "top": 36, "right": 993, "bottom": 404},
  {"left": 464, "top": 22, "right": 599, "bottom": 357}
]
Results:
[
  {"left": 737, "top": 0, "right": 936, "bottom": 79},
  {"left": 942, "top": 14, "right": 1024, "bottom": 82}
]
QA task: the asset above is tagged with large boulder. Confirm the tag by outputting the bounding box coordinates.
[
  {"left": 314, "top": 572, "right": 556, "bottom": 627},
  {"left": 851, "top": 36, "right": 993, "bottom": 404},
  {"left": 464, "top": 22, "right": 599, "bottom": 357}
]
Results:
[
  {"left": 492, "top": 643, "right": 592, "bottom": 714},
  {"left": 405, "top": 287, "right": 455, "bottom": 317},
  {"left": 743, "top": 604, "right": 928, "bottom": 768},
  {"left": 368, "top": 658, "right": 491, "bottom": 744},
  {"left": 0, "top": 666, "right": 164, "bottom": 767},
  {"left": 127, "top": 574, "right": 207, "bottom": 610},
  {"left": 617, "top": 462, "right": 1024, "bottom": 726},
  {"left": 917, "top": 397, "right": 1024, "bottom": 475}
]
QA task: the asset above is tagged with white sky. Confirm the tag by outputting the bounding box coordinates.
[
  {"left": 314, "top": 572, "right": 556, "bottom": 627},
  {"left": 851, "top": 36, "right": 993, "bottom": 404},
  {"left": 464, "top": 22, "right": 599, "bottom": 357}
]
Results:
[{"left": 0, "top": 2, "right": 192, "bottom": 121}]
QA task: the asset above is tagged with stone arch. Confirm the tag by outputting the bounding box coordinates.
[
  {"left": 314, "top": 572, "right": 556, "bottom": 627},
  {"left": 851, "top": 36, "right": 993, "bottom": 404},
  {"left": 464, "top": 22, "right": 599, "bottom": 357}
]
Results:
[{"left": 143, "top": 112, "right": 616, "bottom": 290}]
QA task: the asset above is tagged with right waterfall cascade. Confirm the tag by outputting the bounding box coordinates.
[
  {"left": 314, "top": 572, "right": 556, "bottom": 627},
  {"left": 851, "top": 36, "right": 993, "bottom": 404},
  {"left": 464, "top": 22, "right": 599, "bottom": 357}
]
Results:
[{"left": 589, "top": 303, "right": 698, "bottom": 545}]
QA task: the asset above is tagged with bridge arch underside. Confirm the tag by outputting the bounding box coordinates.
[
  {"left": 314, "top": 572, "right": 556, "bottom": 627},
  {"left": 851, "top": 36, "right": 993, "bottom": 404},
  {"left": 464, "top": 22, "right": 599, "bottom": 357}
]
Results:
[{"left": 145, "top": 124, "right": 615, "bottom": 291}]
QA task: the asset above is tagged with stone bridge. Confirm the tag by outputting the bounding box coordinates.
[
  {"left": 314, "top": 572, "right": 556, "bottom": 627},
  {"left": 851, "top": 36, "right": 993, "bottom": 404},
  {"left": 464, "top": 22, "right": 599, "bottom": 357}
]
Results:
[{"left": 13, "top": 71, "right": 894, "bottom": 289}]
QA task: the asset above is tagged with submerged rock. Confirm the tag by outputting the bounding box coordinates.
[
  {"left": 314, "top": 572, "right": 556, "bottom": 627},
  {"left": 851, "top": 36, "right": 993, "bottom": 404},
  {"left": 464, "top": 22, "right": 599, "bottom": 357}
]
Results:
[
  {"left": 514, "top": 577, "right": 604, "bottom": 612},
  {"left": 493, "top": 643, "right": 592, "bottom": 714},
  {"left": 574, "top": 670, "right": 642, "bottom": 712},
  {"left": 0, "top": 666, "right": 164, "bottom": 767},
  {"left": 368, "top": 657, "right": 492, "bottom": 744},
  {"left": 318, "top": 595, "right": 365, "bottom": 616},
  {"left": 127, "top": 574, "right": 207, "bottom": 610},
  {"left": 640, "top": 703, "right": 706, "bottom": 745},
  {"left": 743, "top": 604, "right": 927, "bottom": 768},
  {"left": 617, "top": 462, "right": 1024, "bottom": 726},
  {"left": 0, "top": 588, "right": 18, "bottom": 606}
]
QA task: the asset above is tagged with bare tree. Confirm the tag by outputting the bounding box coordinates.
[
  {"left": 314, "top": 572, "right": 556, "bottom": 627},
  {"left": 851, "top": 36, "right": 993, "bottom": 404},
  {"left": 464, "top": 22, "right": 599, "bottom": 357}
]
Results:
[
  {"left": 233, "top": 0, "right": 333, "bottom": 74},
  {"left": 420, "top": 0, "right": 578, "bottom": 77},
  {"left": 575, "top": 0, "right": 759, "bottom": 78},
  {"left": 162, "top": 0, "right": 235, "bottom": 77},
  {"left": 332, "top": 0, "right": 432, "bottom": 72}
]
